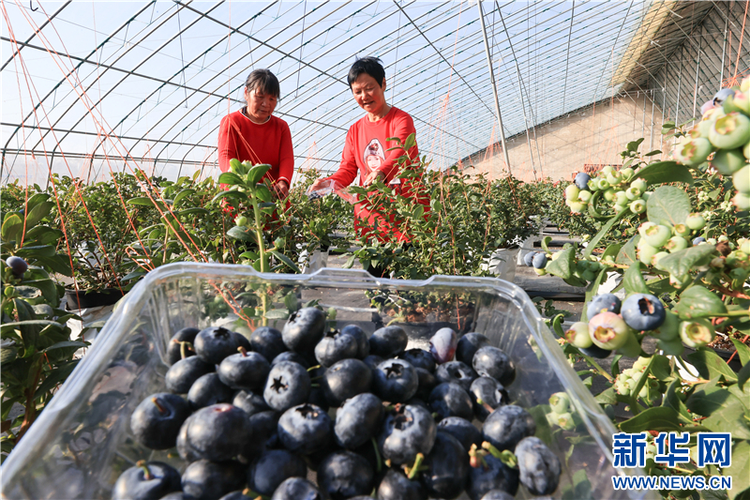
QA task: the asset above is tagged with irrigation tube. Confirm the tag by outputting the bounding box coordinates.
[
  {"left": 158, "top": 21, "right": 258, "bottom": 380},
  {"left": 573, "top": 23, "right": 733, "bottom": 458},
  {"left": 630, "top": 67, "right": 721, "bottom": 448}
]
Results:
[{"left": 477, "top": 0, "right": 512, "bottom": 174}]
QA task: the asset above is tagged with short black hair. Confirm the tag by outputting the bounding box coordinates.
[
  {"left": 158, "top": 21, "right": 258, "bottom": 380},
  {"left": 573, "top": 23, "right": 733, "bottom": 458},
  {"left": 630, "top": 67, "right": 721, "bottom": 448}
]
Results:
[
  {"left": 245, "top": 69, "right": 280, "bottom": 98},
  {"left": 347, "top": 56, "right": 385, "bottom": 89}
]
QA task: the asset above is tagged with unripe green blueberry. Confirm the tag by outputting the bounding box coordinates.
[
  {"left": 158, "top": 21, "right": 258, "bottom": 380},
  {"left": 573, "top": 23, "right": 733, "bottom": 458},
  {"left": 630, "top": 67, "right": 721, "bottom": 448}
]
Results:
[
  {"left": 621, "top": 168, "right": 635, "bottom": 182},
  {"left": 640, "top": 223, "right": 672, "bottom": 249},
  {"left": 638, "top": 384, "right": 650, "bottom": 400},
  {"left": 733, "top": 165, "right": 750, "bottom": 194},
  {"left": 587, "top": 178, "right": 599, "bottom": 191},
  {"left": 638, "top": 242, "right": 660, "bottom": 266},
  {"left": 685, "top": 213, "right": 706, "bottom": 231},
  {"left": 603, "top": 188, "right": 617, "bottom": 202},
  {"left": 588, "top": 312, "right": 631, "bottom": 350},
  {"left": 665, "top": 236, "right": 689, "bottom": 253},
  {"left": 708, "top": 112, "right": 750, "bottom": 150},
  {"left": 607, "top": 171, "right": 623, "bottom": 186},
  {"left": 630, "top": 199, "right": 646, "bottom": 214},
  {"left": 674, "top": 137, "right": 714, "bottom": 167},
  {"left": 672, "top": 223, "right": 691, "bottom": 238},
  {"left": 642, "top": 191, "right": 652, "bottom": 202},
  {"left": 625, "top": 186, "right": 642, "bottom": 200},
  {"left": 697, "top": 108, "right": 725, "bottom": 137},
  {"left": 565, "top": 321, "right": 593, "bottom": 348},
  {"left": 650, "top": 310, "right": 680, "bottom": 342},
  {"left": 569, "top": 201, "right": 586, "bottom": 214},
  {"left": 596, "top": 178, "right": 610, "bottom": 190},
  {"left": 578, "top": 190, "right": 592, "bottom": 203},
  {"left": 729, "top": 268, "right": 750, "bottom": 290},
  {"left": 631, "top": 356, "right": 650, "bottom": 371},
  {"left": 565, "top": 184, "right": 580, "bottom": 201},
  {"left": 234, "top": 215, "right": 248, "bottom": 227},
  {"left": 556, "top": 412, "right": 575, "bottom": 431},
  {"left": 534, "top": 268, "right": 547, "bottom": 276},
  {"left": 656, "top": 337, "right": 685, "bottom": 356},
  {"left": 742, "top": 76, "right": 750, "bottom": 93},
  {"left": 733, "top": 191, "right": 750, "bottom": 210},
  {"left": 630, "top": 178, "right": 648, "bottom": 192},
  {"left": 679, "top": 319, "right": 715, "bottom": 348},
  {"left": 581, "top": 270, "right": 596, "bottom": 282},
  {"left": 601, "top": 165, "right": 615, "bottom": 176},
  {"left": 725, "top": 250, "right": 749, "bottom": 268},
  {"left": 549, "top": 392, "right": 571, "bottom": 414},
  {"left": 615, "top": 190, "right": 628, "bottom": 206},
  {"left": 711, "top": 148, "right": 747, "bottom": 175},
  {"left": 744, "top": 139, "right": 750, "bottom": 160},
  {"left": 653, "top": 251, "right": 670, "bottom": 270},
  {"left": 740, "top": 238, "right": 750, "bottom": 254}
]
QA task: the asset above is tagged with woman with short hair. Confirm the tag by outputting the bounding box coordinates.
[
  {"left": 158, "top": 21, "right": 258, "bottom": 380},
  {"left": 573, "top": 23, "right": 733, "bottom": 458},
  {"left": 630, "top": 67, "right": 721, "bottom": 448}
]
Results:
[
  {"left": 310, "top": 56, "right": 424, "bottom": 242},
  {"left": 218, "top": 69, "right": 293, "bottom": 198}
]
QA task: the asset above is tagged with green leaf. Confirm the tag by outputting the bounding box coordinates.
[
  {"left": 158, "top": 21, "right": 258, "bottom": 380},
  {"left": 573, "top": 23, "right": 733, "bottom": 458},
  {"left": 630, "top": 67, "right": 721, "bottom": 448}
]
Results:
[
  {"left": 674, "top": 286, "right": 727, "bottom": 320},
  {"left": 284, "top": 292, "right": 298, "bottom": 312},
  {"left": 618, "top": 406, "right": 682, "bottom": 432},
  {"left": 545, "top": 247, "right": 575, "bottom": 280},
  {"left": 658, "top": 245, "right": 717, "bottom": 286},
  {"left": 0, "top": 320, "right": 65, "bottom": 332},
  {"left": 2, "top": 213, "right": 24, "bottom": 243},
  {"left": 255, "top": 185, "right": 273, "bottom": 203},
  {"left": 209, "top": 189, "right": 248, "bottom": 205},
  {"left": 226, "top": 226, "right": 258, "bottom": 243},
  {"left": 635, "top": 161, "right": 694, "bottom": 186},
  {"left": 20, "top": 278, "right": 58, "bottom": 305},
  {"left": 270, "top": 250, "right": 301, "bottom": 274},
  {"left": 24, "top": 201, "right": 54, "bottom": 228},
  {"left": 686, "top": 348, "right": 738, "bottom": 382},
  {"left": 738, "top": 363, "right": 750, "bottom": 391},
  {"left": 247, "top": 164, "right": 272, "bottom": 185},
  {"left": 121, "top": 270, "right": 147, "bottom": 282},
  {"left": 24, "top": 226, "right": 63, "bottom": 246},
  {"left": 583, "top": 208, "right": 632, "bottom": 259},
  {"left": 731, "top": 338, "right": 750, "bottom": 366},
  {"left": 622, "top": 262, "right": 649, "bottom": 295},
  {"left": 663, "top": 379, "right": 691, "bottom": 421},
  {"left": 173, "top": 188, "right": 195, "bottom": 207},
  {"left": 41, "top": 340, "right": 87, "bottom": 352},
  {"left": 650, "top": 354, "right": 672, "bottom": 381},
  {"left": 687, "top": 384, "right": 750, "bottom": 439},
  {"left": 127, "top": 197, "right": 155, "bottom": 207},
  {"left": 627, "top": 138, "right": 645, "bottom": 152},
  {"left": 1, "top": 344, "right": 18, "bottom": 363},
  {"left": 595, "top": 387, "right": 618, "bottom": 406},
  {"left": 218, "top": 172, "right": 245, "bottom": 186},
  {"left": 726, "top": 441, "right": 750, "bottom": 499},
  {"left": 33, "top": 361, "right": 78, "bottom": 399},
  {"left": 34, "top": 254, "right": 73, "bottom": 277},
  {"left": 176, "top": 208, "right": 209, "bottom": 217},
  {"left": 646, "top": 185, "right": 692, "bottom": 226},
  {"left": 615, "top": 236, "right": 638, "bottom": 266},
  {"left": 540, "top": 236, "right": 552, "bottom": 253},
  {"left": 264, "top": 309, "right": 290, "bottom": 320},
  {"left": 15, "top": 245, "right": 56, "bottom": 259}
]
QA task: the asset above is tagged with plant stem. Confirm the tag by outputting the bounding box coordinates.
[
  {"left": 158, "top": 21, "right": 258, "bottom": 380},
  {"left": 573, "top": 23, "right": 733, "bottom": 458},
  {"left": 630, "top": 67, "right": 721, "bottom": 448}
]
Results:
[{"left": 579, "top": 352, "right": 614, "bottom": 382}]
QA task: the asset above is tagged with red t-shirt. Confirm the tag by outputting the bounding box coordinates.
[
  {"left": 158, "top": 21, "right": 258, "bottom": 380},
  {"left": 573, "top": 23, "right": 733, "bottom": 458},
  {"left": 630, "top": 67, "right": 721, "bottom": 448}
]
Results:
[
  {"left": 217, "top": 109, "right": 294, "bottom": 185},
  {"left": 326, "top": 107, "right": 425, "bottom": 242}
]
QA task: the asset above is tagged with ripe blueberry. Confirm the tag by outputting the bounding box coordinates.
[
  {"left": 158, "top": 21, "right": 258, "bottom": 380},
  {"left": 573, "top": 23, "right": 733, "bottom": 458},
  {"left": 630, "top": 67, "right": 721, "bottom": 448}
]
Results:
[
  {"left": 263, "top": 360, "right": 311, "bottom": 412},
  {"left": 379, "top": 404, "right": 437, "bottom": 465},
  {"left": 321, "top": 358, "right": 372, "bottom": 407},
  {"left": 317, "top": 451, "right": 375, "bottom": 500},
  {"left": 482, "top": 405, "right": 536, "bottom": 451},
  {"left": 620, "top": 293, "right": 666, "bottom": 331},
  {"left": 373, "top": 358, "right": 419, "bottom": 403},
  {"left": 369, "top": 325, "right": 408, "bottom": 358},
  {"left": 435, "top": 361, "right": 477, "bottom": 391},
  {"left": 194, "top": 326, "right": 241, "bottom": 366},
  {"left": 515, "top": 436, "right": 561, "bottom": 496},
  {"left": 429, "top": 382, "right": 474, "bottom": 421},
  {"left": 181, "top": 459, "right": 246, "bottom": 500},
  {"left": 130, "top": 393, "right": 190, "bottom": 450},
  {"left": 282, "top": 307, "right": 326, "bottom": 360},
  {"left": 112, "top": 461, "right": 181, "bottom": 500},
  {"left": 334, "top": 392, "right": 384, "bottom": 449},
  {"left": 271, "top": 477, "right": 322, "bottom": 500},
  {"left": 166, "top": 327, "right": 199, "bottom": 365},
  {"left": 429, "top": 327, "right": 458, "bottom": 364},
  {"left": 472, "top": 346, "right": 515, "bottom": 386},
  {"left": 586, "top": 293, "right": 621, "bottom": 320},
  {"left": 456, "top": 333, "right": 490, "bottom": 365}
]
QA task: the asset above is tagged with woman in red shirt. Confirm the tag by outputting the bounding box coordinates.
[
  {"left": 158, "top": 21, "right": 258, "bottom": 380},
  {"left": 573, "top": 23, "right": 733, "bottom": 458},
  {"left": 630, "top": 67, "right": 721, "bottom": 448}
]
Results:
[
  {"left": 310, "top": 57, "right": 423, "bottom": 242},
  {"left": 218, "top": 69, "right": 293, "bottom": 199}
]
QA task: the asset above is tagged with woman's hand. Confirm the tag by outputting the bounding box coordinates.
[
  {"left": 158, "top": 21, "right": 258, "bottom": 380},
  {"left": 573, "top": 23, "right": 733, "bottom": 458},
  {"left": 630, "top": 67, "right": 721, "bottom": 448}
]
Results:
[
  {"left": 273, "top": 179, "right": 289, "bottom": 199},
  {"left": 309, "top": 178, "right": 327, "bottom": 192},
  {"left": 364, "top": 170, "right": 385, "bottom": 186}
]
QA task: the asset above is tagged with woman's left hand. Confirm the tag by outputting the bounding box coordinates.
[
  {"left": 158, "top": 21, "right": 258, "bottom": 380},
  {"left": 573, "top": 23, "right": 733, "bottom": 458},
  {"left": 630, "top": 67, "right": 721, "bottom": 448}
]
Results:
[{"left": 274, "top": 179, "right": 289, "bottom": 199}]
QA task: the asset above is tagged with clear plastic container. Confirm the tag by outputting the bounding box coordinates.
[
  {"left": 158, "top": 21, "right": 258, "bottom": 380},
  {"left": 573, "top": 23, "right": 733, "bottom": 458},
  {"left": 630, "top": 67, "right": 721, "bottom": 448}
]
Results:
[{"left": 1, "top": 263, "right": 654, "bottom": 499}]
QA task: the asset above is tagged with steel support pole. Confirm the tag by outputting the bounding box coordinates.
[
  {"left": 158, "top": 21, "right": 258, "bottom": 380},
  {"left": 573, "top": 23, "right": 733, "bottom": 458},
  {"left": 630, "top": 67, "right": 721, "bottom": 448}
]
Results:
[
  {"left": 649, "top": 90, "right": 655, "bottom": 152},
  {"left": 720, "top": 14, "right": 728, "bottom": 90},
  {"left": 675, "top": 48, "right": 683, "bottom": 123},
  {"left": 693, "top": 34, "right": 702, "bottom": 118},
  {"left": 477, "top": 0, "right": 512, "bottom": 175}
]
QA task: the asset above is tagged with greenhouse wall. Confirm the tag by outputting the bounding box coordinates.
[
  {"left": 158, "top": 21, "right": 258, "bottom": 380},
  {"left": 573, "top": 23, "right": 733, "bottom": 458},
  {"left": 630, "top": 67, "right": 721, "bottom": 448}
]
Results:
[{"left": 467, "top": 92, "right": 669, "bottom": 182}]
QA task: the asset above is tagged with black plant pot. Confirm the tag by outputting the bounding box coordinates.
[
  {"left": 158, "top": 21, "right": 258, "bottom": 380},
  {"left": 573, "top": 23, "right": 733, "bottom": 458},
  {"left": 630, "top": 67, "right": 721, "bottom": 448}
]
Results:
[{"left": 65, "top": 288, "right": 126, "bottom": 310}]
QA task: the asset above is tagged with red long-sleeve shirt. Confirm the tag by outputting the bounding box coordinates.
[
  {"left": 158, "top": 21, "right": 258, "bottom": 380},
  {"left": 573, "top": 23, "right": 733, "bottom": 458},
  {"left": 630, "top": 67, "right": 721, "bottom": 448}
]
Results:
[
  {"left": 326, "top": 107, "right": 425, "bottom": 242},
  {"left": 217, "top": 109, "right": 294, "bottom": 185}
]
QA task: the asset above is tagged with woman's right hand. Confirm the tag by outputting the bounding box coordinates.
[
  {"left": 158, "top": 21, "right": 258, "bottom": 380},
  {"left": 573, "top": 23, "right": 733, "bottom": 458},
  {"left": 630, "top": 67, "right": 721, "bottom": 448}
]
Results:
[{"left": 309, "top": 178, "right": 327, "bottom": 192}]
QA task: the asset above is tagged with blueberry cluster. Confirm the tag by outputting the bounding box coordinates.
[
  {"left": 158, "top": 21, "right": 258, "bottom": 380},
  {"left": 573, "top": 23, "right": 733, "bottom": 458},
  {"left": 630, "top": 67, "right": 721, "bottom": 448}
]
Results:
[
  {"left": 675, "top": 77, "right": 750, "bottom": 210},
  {"left": 522, "top": 250, "right": 602, "bottom": 281},
  {"left": 612, "top": 357, "right": 662, "bottom": 405},
  {"left": 564, "top": 167, "right": 648, "bottom": 215},
  {"left": 565, "top": 291, "right": 717, "bottom": 359},
  {"left": 114, "top": 308, "right": 563, "bottom": 500}
]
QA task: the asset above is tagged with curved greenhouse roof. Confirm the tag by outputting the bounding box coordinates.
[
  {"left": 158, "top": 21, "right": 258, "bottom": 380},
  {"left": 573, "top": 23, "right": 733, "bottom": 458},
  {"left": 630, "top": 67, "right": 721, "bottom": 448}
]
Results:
[{"left": 1, "top": 1, "right": 743, "bottom": 184}]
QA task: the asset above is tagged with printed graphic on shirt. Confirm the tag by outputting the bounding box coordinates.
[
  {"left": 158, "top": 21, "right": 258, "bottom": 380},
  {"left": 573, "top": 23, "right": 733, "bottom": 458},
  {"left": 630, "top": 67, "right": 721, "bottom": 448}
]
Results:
[{"left": 363, "top": 139, "right": 385, "bottom": 174}]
